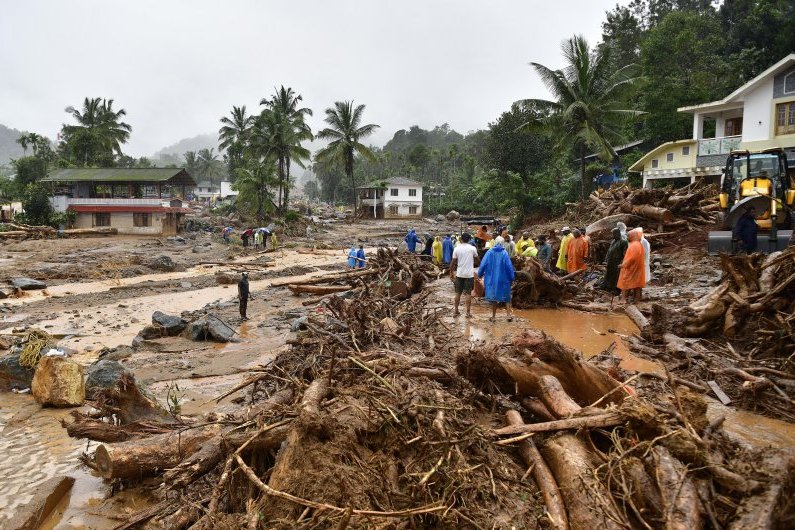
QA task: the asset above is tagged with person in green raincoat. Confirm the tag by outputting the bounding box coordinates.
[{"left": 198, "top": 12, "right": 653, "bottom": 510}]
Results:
[{"left": 600, "top": 227, "right": 628, "bottom": 293}]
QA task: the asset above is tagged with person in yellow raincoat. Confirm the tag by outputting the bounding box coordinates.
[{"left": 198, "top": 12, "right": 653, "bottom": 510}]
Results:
[
  {"left": 555, "top": 227, "right": 572, "bottom": 272},
  {"left": 270, "top": 231, "right": 279, "bottom": 250},
  {"left": 432, "top": 236, "right": 443, "bottom": 265},
  {"left": 515, "top": 232, "right": 532, "bottom": 255}
]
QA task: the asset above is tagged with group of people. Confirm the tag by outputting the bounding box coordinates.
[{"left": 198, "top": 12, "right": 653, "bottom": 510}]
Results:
[
  {"left": 346, "top": 244, "right": 367, "bottom": 269},
  {"left": 222, "top": 226, "right": 278, "bottom": 251},
  {"left": 600, "top": 222, "right": 651, "bottom": 303}
]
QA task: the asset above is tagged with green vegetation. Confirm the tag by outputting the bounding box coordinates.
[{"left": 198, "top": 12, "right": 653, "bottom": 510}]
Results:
[{"left": 60, "top": 97, "right": 132, "bottom": 167}]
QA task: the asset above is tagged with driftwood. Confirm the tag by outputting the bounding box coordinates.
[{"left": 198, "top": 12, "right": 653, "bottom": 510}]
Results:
[
  {"left": 271, "top": 268, "right": 376, "bottom": 287},
  {"left": 624, "top": 304, "right": 650, "bottom": 331},
  {"left": 287, "top": 284, "right": 351, "bottom": 295}
]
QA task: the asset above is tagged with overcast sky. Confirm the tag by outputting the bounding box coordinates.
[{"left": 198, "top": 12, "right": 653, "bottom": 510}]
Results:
[{"left": 0, "top": 0, "right": 621, "bottom": 157}]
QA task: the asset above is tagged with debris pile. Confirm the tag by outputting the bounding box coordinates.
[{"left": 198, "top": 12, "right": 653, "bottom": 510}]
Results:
[{"left": 0, "top": 221, "right": 118, "bottom": 240}]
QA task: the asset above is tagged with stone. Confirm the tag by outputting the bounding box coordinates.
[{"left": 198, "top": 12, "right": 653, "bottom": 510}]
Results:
[
  {"left": 137, "top": 324, "right": 165, "bottom": 340},
  {"left": 181, "top": 282, "right": 193, "bottom": 289},
  {"left": 152, "top": 311, "right": 186, "bottom": 336},
  {"left": 31, "top": 356, "right": 85, "bottom": 407},
  {"left": 290, "top": 316, "right": 308, "bottom": 332},
  {"left": 85, "top": 359, "right": 132, "bottom": 393},
  {"left": 181, "top": 315, "right": 237, "bottom": 342},
  {"left": 181, "top": 319, "right": 207, "bottom": 341},
  {"left": 10, "top": 277, "right": 47, "bottom": 290},
  {"left": 434, "top": 214, "right": 446, "bottom": 222},
  {"left": 446, "top": 210, "right": 460, "bottom": 221},
  {"left": 0, "top": 353, "right": 35, "bottom": 391},
  {"left": 149, "top": 255, "right": 177, "bottom": 271},
  {"left": 215, "top": 271, "right": 238, "bottom": 285}
]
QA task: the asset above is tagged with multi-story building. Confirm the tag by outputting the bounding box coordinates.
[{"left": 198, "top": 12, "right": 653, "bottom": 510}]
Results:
[{"left": 358, "top": 177, "right": 424, "bottom": 219}]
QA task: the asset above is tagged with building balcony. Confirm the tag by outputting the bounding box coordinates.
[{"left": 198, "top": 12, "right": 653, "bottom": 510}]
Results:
[
  {"left": 697, "top": 135, "right": 741, "bottom": 156},
  {"left": 65, "top": 197, "right": 165, "bottom": 206}
]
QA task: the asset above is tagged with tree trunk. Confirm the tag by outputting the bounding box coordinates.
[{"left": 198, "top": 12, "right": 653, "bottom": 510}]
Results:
[
  {"left": 580, "top": 142, "right": 586, "bottom": 201},
  {"left": 652, "top": 446, "right": 704, "bottom": 530},
  {"left": 94, "top": 425, "right": 221, "bottom": 479},
  {"left": 287, "top": 284, "right": 352, "bottom": 295}
]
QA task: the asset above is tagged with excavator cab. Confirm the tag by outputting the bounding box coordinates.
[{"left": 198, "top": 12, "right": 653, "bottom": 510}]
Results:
[{"left": 709, "top": 149, "right": 794, "bottom": 254}]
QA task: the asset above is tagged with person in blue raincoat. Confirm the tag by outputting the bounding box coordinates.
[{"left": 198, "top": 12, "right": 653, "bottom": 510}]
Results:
[
  {"left": 404, "top": 229, "right": 420, "bottom": 253},
  {"left": 356, "top": 245, "right": 366, "bottom": 268},
  {"left": 347, "top": 244, "right": 358, "bottom": 269},
  {"left": 477, "top": 237, "right": 515, "bottom": 322},
  {"left": 442, "top": 234, "right": 454, "bottom": 265}
]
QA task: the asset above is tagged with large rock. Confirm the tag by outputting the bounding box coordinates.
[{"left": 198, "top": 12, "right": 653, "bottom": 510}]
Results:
[
  {"left": 84, "top": 359, "right": 169, "bottom": 423},
  {"left": 0, "top": 353, "right": 35, "bottom": 391},
  {"left": 446, "top": 210, "right": 460, "bottom": 221},
  {"left": 181, "top": 315, "right": 237, "bottom": 343},
  {"left": 85, "top": 359, "right": 132, "bottom": 394},
  {"left": 149, "top": 255, "right": 177, "bottom": 271},
  {"left": 10, "top": 277, "right": 47, "bottom": 290},
  {"left": 32, "top": 356, "right": 85, "bottom": 407},
  {"left": 215, "top": 271, "right": 238, "bottom": 285},
  {"left": 152, "top": 311, "right": 186, "bottom": 336}
]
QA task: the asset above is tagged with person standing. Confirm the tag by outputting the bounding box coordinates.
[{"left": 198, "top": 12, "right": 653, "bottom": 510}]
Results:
[
  {"left": 270, "top": 231, "right": 279, "bottom": 251},
  {"left": 555, "top": 227, "right": 573, "bottom": 273},
  {"left": 566, "top": 229, "right": 587, "bottom": 273},
  {"left": 253, "top": 228, "right": 263, "bottom": 250},
  {"left": 600, "top": 228, "right": 627, "bottom": 293},
  {"left": 516, "top": 232, "right": 531, "bottom": 255},
  {"left": 639, "top": 228, "right": 651, "bottom": 284},
  {"left": 478, "top": 238, "right": 516, "bottom": 322},
  {"left": 422, "top": 233, "right": 434, "bottom": 256},
  {"left": 616, "top": 221, "right": 628, "bottom": 242},
  {"left": 432, "top": 236, "right": 443, "bottom": 265},
  {"left": 450, "top": 232, "right": 478, "bottom": 318},
  {"left": 356, "top": 245, "right": 366, "bottom": 268},
  {"left": 580, "top": 226, "right": 591, "bottom": 262},
  {"left": 238, "top": 272, "right": 252, "bottom": 320},
  {"left": 404, "top": 229, "right": 420, "bottom": 253},
  {"left": 241, "top": 228, "right": 251, "bottom": 248},
  {"left": 505, "top": 235, "right": 516, "bottom": 257},
  {"left": 733, "top": 206, "right": 758, "bottom": 253},
  {"left": 442, "top": 234, "right": 454, "bottom": 265},
  {"left": 347, "top": 244, "right": 358, "bottom": 270},
  {"left": 536, "top": 236, "right": 552, "bottom": 270},
  {"left": 617, "top": 229, "right": 646, "bottom": 303},
  {"left": 222, "top": 226, "right": 233, "bottom": 244}
]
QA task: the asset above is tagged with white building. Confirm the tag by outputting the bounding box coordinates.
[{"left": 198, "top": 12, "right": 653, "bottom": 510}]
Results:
[
  {"left": 630, "top": 54, "right": 795, "bottom": 188},
  {"left": 358, "top": 177, "right": 423, "bottom": 219},
  {"left": 220, "top": 181, "right": 238, "bottom": 199},
  {"left": 193, "top": 181, "right": 220, "bottom": 201}
]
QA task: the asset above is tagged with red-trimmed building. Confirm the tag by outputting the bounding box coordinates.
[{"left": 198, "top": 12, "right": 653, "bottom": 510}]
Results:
[{"left": 42, "top": 168, "right": 196, "bottom": 235}]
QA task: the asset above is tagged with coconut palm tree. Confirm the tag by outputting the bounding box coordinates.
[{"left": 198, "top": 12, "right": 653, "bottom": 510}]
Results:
[
  {"left": 315, "top": 101, "right": 379, "bottom": 207},
  {"left": 196, "top": 148, "right": 225, "bottom": 186},
  {"left": 523, "top": 35, "right": 640, "bottom": 199},
  {"left": 16, "top": 132, "right": 43, "bottom": 155},
  {"left": 257, "top": 86, "right": 313, "bottom": 211},
  {"left": 183, "top": 151, "right": 200, "bottom": 177},
  {"left": 218, "top": 105, "right": 255, "bottom": 150},
  {"left": 61, "top": 97, "right": 132, "bottom": 166},
  {"left": 233, "top": 156, "right": 278, "bottom": 223}
]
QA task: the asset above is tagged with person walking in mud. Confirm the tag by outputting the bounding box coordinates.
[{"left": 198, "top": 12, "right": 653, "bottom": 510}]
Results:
[
  {"left": 478, "top": 236, "right": 515, "bottom": 322},
  {"left": 238, "top": 272, "right": 252, "bottom": 321},
  {"left": 450, "top": 232, "right": 478, "bottom": 318}
]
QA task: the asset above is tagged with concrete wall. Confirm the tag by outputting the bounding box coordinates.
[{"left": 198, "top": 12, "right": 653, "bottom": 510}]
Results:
[
  {"left": 385, "top": 185, "right": 423, "bottom": 203},
  {"left": 645, "top": 142, "right": 697, "bottom": 171},
  {"left": 74, "top": 212, "right": 165, "bottom": 235},
  {"left": 383, "top": 202, "right": 423, "bottom": 218},
  {"left": 743, "top": 77, "right": 775, "bottom": 142}
]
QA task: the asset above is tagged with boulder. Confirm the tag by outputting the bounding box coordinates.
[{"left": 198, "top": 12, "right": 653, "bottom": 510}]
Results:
[
  {"left": 434, "top": 214, "right": 446, "bottom": 222},
  {"left": 0, "top": 353, "right": 35, "bottom": 391},
  {"left": 85, "top": 359, "right": 132, "bottom": 394},
  {"left": 10, "top": 277, "right": 47, "bottom": 290},
  {"left": 84, "top": 359, "right": 169, "bottom": 423},
  {"left": 149, "top": 255, "right": 177, "bottom": 271},
  {"left": 31, "top": 357, "right": 85, "bottom": 407},
  {"left": 215, "top": 271, "right": 238, "bottom": 285},
  {"left": 137, "top": 324, "right": 165, "bottom": 340},
  {"left": 446, "top": 210, "right": 460, "bottom": 221},
  {"left": 151, "top": 311, "right": 186, "bottom": 336},
  {"left": 181, "top": 315, "right": 237, "bottom": 342}
]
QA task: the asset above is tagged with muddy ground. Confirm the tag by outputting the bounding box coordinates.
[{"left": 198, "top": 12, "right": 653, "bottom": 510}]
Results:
[{"left": 1, "top": 217, "right": 793, "bottom": 529}]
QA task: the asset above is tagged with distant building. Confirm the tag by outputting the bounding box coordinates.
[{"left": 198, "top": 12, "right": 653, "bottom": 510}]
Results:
[
  {"left": 630, "top": 54, "right": 795, "bottom": 188},
  {"left": 220, "top": 181, "right": 238, "bottom": 199},
  {"left": 358, "top": 177, "right": 424, "bottom": 219},
  {"left": 193, "top": 180, "right": 220, "bottom": 201},
  {"left": 42, "top": 167, "right": 195, "bottom": 235}
]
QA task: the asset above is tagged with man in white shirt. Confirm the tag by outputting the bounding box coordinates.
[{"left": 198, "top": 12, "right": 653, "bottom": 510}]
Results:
[{"left": 450, "top": 232, "right": 478, "bottom": 317}]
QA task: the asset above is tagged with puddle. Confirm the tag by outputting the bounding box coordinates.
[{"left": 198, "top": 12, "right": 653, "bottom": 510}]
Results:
[
  {"left": 461, "top": 305, "right": 663, "bottom": 374},
  {"left": 706, "top": 398, "right": 795, "bottom": 449}
]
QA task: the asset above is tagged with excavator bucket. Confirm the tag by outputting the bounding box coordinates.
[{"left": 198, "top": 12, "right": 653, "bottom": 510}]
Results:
[{"left": 708, "top": 230, "right": 792, "bottom": 255}]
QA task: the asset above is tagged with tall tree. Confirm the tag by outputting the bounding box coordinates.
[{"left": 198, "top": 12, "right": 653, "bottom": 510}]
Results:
[
  {"left": 183, "top": 151, "right": 200, "bottom": 177},
  {"left": 218, "top": 105, "right": 255, "bottom": 174},
  {"left": 196, "top": 148, "right": 224, "bottom": 185},
  {"left": 315, "top": 101, "right": 379, "bottom": 207},
  {"left": 257, "top": 86, "right": 313, "bottom": 211},
  {"left": 524, "top": 35, "right": 640, "bottom": 199},
  {"left": 233, "top": 156, "right": 278, "bottom": 223},
  {"left": 61, "top": 97, "right": 132, "bottom": 166}
]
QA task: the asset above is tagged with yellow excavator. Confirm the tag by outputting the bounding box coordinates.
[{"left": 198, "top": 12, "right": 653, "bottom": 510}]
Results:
[{"left": 708, "top": 148, "right": 795, "bottom": 254}]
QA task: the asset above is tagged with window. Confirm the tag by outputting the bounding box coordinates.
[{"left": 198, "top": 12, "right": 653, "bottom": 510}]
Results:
[
  {"left": 785, "top": 71, "right": 795, "bottom": 94},
  {"left": 388, "top": 205, "right": 398, "bottom": 215},
  {"left": 776, "top": 102, "right": 795, "bottom": 136},
  {"left": 112, "top": 184, "right": 130, "bottom": 198},
  {"left": 409, "top": 206, "right": 418, "bottom": 215},
  {"left": 682, "top": 146, "right": 690, "bottom": 156},
  {"left": 134, "top": 213, "right": 151, "bottom": 227},
  {"left": 725, "top": 117, "right": 743, "bottom": 137},
  {"left": 93, "top": 184, "right": 112, "bottom": 198},
  {"left": 93, "top": 212, "right": 111, "bottom": 227},
  {"left": 408, "top": 188, "right": 417, "bottom": 197},
  {"left": 390, "top": 188, "right": 398, "bottom": 196},
  {"left": 142, "top": 185, "right": 158, "bottom": 198},
  {"left": 666, "top": 153, "right": 674, "bottom": 162},
  {"left": 651, "top": 159, "right": 659, "bottom": 169}
]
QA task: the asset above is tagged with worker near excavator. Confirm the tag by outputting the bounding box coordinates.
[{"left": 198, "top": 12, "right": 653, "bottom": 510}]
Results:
[
  {"left": 617, "top": 229, "right": 646, "bottom": 303},
  {"left": 733, "top": 206, "right": 758, "bottom": 253},
  {"left": 566, "top": 229, "right": 588, "bottom": 273},
  {"left": 555, "top": 227, "right": 573, "bottom": 273}
]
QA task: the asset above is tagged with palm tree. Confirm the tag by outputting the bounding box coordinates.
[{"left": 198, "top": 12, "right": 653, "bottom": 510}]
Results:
[
  {"left": 523, "top": 35, "right": 640, "bottom": 199},
  {"left": 62, "top": 97, "right": 132, "bottom": 166},
  {"left": 233, "top": 157, "right": 278, "bottom": 223},
  {"left": 315, "top": 101, "right": 379, "bottom": 207},
  {"left": 197, "top": 148, "right": 224, "bottom": 186},
  {"left": 257, "top": 86, "right": 313, "bottom": 211},
  {"left": 183, "top": 151, "right": 200, "bottom": 177}
]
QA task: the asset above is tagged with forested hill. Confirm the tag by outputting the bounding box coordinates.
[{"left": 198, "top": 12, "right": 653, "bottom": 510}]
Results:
[
  {"left": 0, "top": 123, "right": 25, "bottom": 166},
  {"left": 151, "top": 133, "right": 218, "bottom": 162}
]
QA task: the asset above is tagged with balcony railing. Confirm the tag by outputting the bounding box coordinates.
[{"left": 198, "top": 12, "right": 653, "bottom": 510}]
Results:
[
  {"left": 66, "top": 198, "right": 165, "bottom": 206},
  {"left": 697, "top": 135, "right": 741, "bottom": 156}
]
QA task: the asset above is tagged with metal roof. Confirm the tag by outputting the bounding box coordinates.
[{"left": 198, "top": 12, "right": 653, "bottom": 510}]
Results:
[{"left": 42, "top": 168, "right": 196, "bottom": 185}]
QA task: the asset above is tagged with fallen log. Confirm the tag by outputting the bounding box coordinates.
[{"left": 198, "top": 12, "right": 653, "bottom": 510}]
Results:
[
  {"left": 94, "top": 424, "right": 222, "bottom": 479},
  {"left": 287, "top": 284, "right": 351, "bottom": 295},
  {"left": 270, "top": 268, "right": 375, "bottom": 287},
  {"left": 538, "top": 375, "right": 583, "bottom": 418},
  {"left": 505, "top": 410, "right": 568, "bottom": 530},
  {"left": 624, "top": 304, "right": 649, "bottom": 331},
  {"left": 492, "top": 411, "right": 624, "bottom": 436},
  {"left": 585, "top": 213, "right": 640, "bottom": 239},
  {"left": 542, "top": 433, "right": 628, "bottom": 530},
  {"left": 631, "top": 204, "right": 674, "bottom": 223},
  {"left": 652, "top": 446, "right": 704, "bottom": 530},
  {"left": 63, "top": 227, "right": 118, "bottom": 236}
]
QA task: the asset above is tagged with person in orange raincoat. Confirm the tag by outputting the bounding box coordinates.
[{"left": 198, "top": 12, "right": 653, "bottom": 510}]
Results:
[
  {"left": 566, "top": 229, "right": 588, "bottom": 273},
  {"left": 617, "top": 228, "right": 646, "bottom": 303}
]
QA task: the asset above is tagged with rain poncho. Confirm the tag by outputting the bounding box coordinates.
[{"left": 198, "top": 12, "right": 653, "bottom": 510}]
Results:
[
  {"left": 356, "top": 248, "right": 366, "bottom": 268},
  {"left": 404, "top": 230, "right": 420, "bottom": 252},
  {"left": 442, "top": 236, "right": 454, "bottom": 264},
  {"left": 734, "top": 212, "right": 758, "bottom": 252},
  {"left": 270, "top": 232, "right": 278, "bottom": 250},
  {"left": 477, "top": 244, "right": 515, "bottom": 303},
  {"left": 600, "top": 229, "right": 627, "bottom": 292},
  {"left": 640, "top": 232, "right": 651, "bottom": 283},
  {"left": 566, "top": 236, "right": 587, "bottom": 273},
  {"left": 521, "top": 245, "right": 538, "bottom": 258},
  {"left": 347, "top": 246, "right": 358, "bottom": 268},
  {"left": 555, "top": 233, "right": 573, "bottom": 272},
  {"left": 422, "top": 234, "right": 434, "bottom": 256},
  {"left": 536, "top": 243, "right": 552, "bottom": 266},
  {"left": 432, "top": 238, "right": 443, "bottom": 264},
  {"left": 516, "top": 237, "right": 534, "bottom": 255},
  {"left": 617, "top": 230, "right": 646, "bottom": 290}
]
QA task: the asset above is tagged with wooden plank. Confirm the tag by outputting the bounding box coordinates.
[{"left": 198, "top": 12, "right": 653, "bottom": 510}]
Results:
[{"left": 707, "top": 380, "right": 732, "bottom": 405}]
